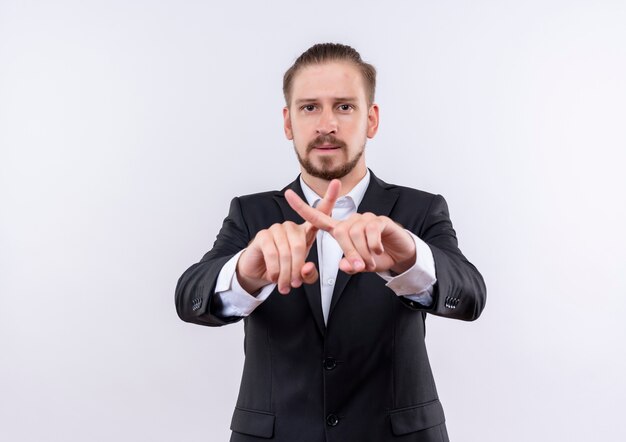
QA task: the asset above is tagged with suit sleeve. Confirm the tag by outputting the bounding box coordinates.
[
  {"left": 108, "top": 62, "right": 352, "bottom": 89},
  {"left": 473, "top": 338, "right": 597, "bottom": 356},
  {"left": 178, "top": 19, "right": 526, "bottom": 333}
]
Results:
[
  {"left": 175, "top": 197, "right": 251, "bottom": 327},
  {"left": 402, "top": 194, "right": 486, "bottom": 321}
]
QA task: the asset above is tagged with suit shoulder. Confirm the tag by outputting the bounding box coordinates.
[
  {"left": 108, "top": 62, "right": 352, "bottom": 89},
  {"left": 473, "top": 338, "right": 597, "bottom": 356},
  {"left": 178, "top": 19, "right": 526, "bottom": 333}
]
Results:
[
  {"left": 375, "top": 176, "right": 440, "bottom": 202},
  {"left": 237, "top": 189, "right": 281, "bottom": 204},
  {"left": 233, "top": 189, "right": 285, "bottom": 220}
]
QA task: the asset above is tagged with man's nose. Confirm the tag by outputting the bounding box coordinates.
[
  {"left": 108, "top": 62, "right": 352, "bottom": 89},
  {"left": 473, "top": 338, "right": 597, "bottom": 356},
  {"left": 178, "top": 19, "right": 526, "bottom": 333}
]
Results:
[{"left": 316, "top": 108, "right": 338, "bottom": 134}]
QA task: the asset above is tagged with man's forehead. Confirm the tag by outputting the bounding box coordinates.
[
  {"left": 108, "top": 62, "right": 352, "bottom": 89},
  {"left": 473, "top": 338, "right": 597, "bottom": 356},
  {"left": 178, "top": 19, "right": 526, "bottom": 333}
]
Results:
[{"left": 290, "top": 61, "right": 366, "bottom": 101}]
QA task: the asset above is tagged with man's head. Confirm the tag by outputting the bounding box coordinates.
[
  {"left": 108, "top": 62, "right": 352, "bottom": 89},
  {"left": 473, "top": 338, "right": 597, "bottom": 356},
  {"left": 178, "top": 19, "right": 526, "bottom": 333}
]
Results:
[
  {"left": 283, "top": 43, "right": 377, "bottom": 107},
  {"left": 282, "top": 43, "right": 379, "bottom": 184}
]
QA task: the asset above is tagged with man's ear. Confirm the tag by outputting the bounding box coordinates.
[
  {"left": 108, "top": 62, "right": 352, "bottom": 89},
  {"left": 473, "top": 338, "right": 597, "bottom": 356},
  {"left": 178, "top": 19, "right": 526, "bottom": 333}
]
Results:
[
  {"left": 283, "top": 106, "right": 293, "bottom": 140},
  {"left": 367, "top": 104, "right": 380, "bottom": 139}
]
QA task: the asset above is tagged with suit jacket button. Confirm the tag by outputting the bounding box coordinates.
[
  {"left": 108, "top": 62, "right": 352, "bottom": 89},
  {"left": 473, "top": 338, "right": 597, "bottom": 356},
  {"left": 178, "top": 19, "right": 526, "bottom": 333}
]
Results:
[
  {"left": 323, "top": 357, "right": 337, "bottom": 370},
  {"left": 326, "top": 413, "right": 339, "bottom": 427}
]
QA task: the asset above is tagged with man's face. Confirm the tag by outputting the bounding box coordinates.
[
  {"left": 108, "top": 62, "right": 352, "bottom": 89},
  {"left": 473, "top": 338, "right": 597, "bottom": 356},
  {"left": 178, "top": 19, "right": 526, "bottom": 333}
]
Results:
[{"left": 283, "top": 62, "right": 379, "bottom": 182}]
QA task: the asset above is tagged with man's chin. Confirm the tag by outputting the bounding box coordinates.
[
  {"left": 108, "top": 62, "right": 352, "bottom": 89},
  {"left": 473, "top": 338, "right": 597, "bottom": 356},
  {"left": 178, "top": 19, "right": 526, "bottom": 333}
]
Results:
[
  {"left": 307, "top": 168, "right": 348, "bottom": 181},
  {"left": 296, "top": 147, "right": 364, "bottom": 181}
]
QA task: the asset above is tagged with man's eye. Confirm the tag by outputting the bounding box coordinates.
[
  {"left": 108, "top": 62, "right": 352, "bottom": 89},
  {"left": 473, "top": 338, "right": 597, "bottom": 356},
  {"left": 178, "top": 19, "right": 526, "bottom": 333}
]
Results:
[
  {"left": 338, "top": 104, "right": 353, "bottom": 111},
  {"left": 302, "top": 105, "right": 316, "bottom": 112}
]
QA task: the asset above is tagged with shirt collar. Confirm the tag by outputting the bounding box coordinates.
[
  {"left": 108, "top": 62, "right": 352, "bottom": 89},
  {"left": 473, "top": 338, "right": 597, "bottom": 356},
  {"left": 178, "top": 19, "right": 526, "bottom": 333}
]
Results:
[{"left": 299, "top": 169, "right": 371, "bottom": 210}]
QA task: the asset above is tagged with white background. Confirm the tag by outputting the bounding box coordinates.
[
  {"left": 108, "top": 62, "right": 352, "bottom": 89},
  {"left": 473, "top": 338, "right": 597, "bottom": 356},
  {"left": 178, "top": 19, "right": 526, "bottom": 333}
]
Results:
[{"left": 1, "top": 1, "right": 625, "bottom": 441}]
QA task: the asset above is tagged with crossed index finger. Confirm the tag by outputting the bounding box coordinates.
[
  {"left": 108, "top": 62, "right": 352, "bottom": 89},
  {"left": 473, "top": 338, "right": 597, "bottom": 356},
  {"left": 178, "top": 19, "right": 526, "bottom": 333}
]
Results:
[
  {"left": 284, "top": 188, "right": 338, "bottom": 233},
  {"left": 316, "top": 179, "right": 342, "bottom": 216}
]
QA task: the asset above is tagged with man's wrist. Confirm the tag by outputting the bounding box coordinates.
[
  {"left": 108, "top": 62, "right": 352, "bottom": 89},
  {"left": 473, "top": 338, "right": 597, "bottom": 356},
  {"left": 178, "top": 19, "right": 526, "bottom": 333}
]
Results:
[
  {"left": 389, "top": 231, "right": 417, "bottom": 274},
  {"left": 235, "top": 270, "right": 268, "bottom": 296}
]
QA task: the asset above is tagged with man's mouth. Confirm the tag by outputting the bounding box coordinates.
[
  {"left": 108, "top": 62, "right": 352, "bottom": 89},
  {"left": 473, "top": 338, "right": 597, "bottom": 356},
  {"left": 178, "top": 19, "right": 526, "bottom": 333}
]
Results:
[{"left": 307, "top": 135, "right": 347, "bottom": 152}]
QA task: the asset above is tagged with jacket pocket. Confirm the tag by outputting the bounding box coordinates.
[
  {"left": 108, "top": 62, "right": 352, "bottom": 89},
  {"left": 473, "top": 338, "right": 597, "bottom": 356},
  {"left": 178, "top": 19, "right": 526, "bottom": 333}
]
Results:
[
  {"left": 389, "top": 399, "right": 446, "bottom": 436},
  {"left": 230, "top": 407, "right": 275, "bottom": 439}
]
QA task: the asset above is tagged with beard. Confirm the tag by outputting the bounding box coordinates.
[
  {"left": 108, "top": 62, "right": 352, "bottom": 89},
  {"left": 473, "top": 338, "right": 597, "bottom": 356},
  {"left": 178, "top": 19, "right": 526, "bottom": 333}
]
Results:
[{"left": 294, "top": 134, "right": 365, "bottom": 181}]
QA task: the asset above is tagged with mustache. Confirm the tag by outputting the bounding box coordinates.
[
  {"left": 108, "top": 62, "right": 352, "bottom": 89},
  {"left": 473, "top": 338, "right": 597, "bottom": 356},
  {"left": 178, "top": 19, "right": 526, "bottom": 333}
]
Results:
[{"left": 306, "top": 134, "right": 347, "bottom": 152}]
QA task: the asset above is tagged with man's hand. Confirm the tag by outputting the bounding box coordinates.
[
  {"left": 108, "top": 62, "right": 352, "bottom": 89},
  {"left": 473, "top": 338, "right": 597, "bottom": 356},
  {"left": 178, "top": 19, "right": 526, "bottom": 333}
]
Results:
[
  {"left": 284, "top": 189, "right": 417, "bottom": 276},
  {"left": 236, "top": 180, "right": 342, "bottom": 295}
]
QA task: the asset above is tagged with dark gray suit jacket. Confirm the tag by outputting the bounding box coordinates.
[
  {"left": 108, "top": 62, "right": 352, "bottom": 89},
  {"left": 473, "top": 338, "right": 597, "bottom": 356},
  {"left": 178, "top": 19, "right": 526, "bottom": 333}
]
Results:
[{"left": 175, "top": 170, "right": 486, "bottom": 442}]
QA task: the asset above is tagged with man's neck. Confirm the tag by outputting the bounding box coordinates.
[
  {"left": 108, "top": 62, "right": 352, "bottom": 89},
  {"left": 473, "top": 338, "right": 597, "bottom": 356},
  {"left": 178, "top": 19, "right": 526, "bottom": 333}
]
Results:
[{"left": 301, "top": 165, "right": 367, "bottom": 197}]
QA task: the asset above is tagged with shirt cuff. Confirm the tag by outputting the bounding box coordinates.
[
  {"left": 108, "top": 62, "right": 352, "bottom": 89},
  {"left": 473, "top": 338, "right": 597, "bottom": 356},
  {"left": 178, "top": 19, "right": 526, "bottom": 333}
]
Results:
[
  {"left": 377, "top": 230, "right": 437, "bottom": 306},
  {"left": 214, "top": 249, "right": 276, "bottom": 317}
]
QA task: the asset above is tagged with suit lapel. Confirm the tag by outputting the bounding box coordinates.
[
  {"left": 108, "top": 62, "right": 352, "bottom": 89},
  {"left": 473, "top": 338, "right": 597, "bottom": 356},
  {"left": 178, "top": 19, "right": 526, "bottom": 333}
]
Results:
[
  {"left": 328, "top": 170, "right": 399, "bottom": 320},
  {"left": 273, "top": 177, "right": 326, "bottom": 337}
]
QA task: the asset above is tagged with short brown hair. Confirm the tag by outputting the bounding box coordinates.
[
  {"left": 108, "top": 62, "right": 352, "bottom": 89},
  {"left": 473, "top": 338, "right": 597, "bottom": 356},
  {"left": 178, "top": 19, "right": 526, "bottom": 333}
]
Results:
[{"left": 283, "top": 43, "right": 377, "bottom": 106}]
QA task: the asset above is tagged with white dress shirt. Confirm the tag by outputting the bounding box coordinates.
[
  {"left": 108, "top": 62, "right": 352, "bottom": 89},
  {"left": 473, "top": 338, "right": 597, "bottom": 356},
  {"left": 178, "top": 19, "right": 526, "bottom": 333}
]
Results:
[{"left": 214, "top": 170, "right": 437, "bottom": 323}]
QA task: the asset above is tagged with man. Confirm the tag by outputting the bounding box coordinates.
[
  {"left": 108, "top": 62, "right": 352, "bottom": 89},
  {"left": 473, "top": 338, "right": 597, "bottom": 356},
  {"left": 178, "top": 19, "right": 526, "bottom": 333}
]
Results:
[{"left": 175, "top": 43, "right": 486, "bottom": 442}]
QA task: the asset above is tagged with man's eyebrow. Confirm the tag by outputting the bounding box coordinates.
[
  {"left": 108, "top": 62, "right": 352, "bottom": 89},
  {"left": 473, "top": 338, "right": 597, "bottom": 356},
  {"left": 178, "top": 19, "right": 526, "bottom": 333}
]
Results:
[
  {"left": 334, "top": 97, "right": 358, "bottom": 102},
  {"left": 294, "top": 97, "right": 359, "bottom": 105}
]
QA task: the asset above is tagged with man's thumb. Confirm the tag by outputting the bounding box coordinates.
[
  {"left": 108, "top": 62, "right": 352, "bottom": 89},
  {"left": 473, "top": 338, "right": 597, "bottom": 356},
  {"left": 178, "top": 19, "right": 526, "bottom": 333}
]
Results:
[{"left": 301, "top": 261, "right": 319, "bottom": 284}]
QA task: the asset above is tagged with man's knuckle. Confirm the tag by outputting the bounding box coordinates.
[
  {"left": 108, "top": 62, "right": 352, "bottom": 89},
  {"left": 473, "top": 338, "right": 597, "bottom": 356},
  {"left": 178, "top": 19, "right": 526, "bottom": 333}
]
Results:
[
  {"left": 349, "top": 224, "right": 361, "bottom": 236},
  {"left": 278, "top": 244, "right": 291, "bottom": 261},
  {"left": 277, "top": 245, "right": 291, "bottom": 257},
  {"left": 269, "top": 223, "right": 285, "bottom": 233},
  {"left": 334, "top": 223, "right": 347, "bottom": 235},
  {"left": 365, "top": 222, "right": 379, "bottom": 233}
]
